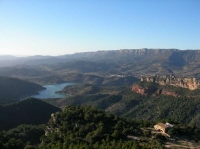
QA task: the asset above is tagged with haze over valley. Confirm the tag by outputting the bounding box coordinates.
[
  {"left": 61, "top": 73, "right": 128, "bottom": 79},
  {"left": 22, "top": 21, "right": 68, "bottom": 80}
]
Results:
[
  {"left": 1, "top": 49, "right": 200, "bottom": 148},
  {"left": 0, "top": 0, "right": 200, "bottom": 148}
]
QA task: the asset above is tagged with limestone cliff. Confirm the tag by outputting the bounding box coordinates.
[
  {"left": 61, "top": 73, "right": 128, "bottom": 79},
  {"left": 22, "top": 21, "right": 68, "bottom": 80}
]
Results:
[
  {"left": 131, "top": 85, "right": 150, "bottom": 95},
  {"left": 141, "top": 75, "right": 200, "bottom": 90},
  {"left": 157, "top": 89, "right": 179, "bottom": 97},
  {"left": 131, "top": 84, "right": 178, "bottom": 97}
]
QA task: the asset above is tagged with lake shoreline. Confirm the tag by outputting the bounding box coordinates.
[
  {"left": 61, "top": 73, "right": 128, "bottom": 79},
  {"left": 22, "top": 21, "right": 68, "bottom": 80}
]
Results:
[{"left": 22, "top": 82, "right": 76, "bottom": 100}]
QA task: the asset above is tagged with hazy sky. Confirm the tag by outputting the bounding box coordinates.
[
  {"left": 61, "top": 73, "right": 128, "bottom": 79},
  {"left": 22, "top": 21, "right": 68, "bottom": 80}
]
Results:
[{"left": 0, "top": 0, "right": 199, "bottom": 56}]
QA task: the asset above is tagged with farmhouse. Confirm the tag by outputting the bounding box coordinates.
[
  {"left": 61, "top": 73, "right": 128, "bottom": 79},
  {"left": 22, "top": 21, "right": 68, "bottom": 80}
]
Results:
[{"left": 154, "top": 123, "right": 169, "bottom": 133}]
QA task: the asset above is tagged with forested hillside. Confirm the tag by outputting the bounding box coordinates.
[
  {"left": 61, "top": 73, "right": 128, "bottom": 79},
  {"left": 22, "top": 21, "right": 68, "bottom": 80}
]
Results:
[
  {"left": 0, "top": 98, "right": 60, "bottom": 131},
  {"left": 0, "top": 76, "right": 45, "bottom": 105},
  {"left": 40, "top": 105, "right": 162, "bottom": 149},
  {"left": 0, "top": 105, "right": 199, "bottom": 148},
  {"left": 0, "top": 49, "right": 200, "bottom": 148},
  {"left": 0, "top": 124, "right": 45, "bottom": 149},
  {"left": 45, "top": 83, "right": 200, "bottom": 128}
]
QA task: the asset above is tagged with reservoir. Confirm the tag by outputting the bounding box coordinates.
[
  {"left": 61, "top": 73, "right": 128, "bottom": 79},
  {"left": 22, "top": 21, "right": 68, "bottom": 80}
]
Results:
[{"left": 28, "top": 82, "right": 75, "bottom": 99}]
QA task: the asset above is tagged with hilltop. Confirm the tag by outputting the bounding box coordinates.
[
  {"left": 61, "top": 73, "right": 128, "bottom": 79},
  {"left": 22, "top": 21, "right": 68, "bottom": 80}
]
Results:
[
  {"left": 0, "top": 76, "right": 45, "bottom": 105},
  {"left": 0, "top": 105, "right": 199, "bottom": 148},
  {"left": 0, "top": 98, "right": 60, "bottom": 131},
  {"left": 40, "top": 106, "right": 200, "bottom": 148},
  {"left": 41, "top": 105, "right": 145, "bottom": 148}
]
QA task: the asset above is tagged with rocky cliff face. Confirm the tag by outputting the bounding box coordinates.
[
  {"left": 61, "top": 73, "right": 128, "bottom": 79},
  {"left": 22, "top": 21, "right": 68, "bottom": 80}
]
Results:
[
  {"left": 141, "top": 75, "right": 200, "bottom": 90},
  {"left": 131, "top": 85, "right": 151, "bottom": 95},
  {"left": 157, "top": 89, "right": 179, "bottom": 97},
  {"left": 131, "top": 84, "right": 178, "bottom": 97}
]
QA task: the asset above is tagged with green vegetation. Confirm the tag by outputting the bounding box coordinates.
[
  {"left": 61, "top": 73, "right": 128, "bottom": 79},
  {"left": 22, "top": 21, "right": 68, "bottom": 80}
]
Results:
[
  {"left": 45, "top": 84, "right": 124, "bottom": 108},
  {"left": 160, "top": 85, "right": 200, "bottom": 97},
  {"left": 60, "top": 84, "right": 123, "bottom": 95},
  {"left": 45, "top": 83, "right": 200, "bottom": 128},
  {"left": 136, "top": 81, "right": 200, "bottom": 97},
  {"left": 1, "top": 49, "right": 200, "bottom": 148},
  {"left": 0, "top": 76, "right": 45, "bottom": 105},
  {"left": 0, "top": 98, "right": 60, "bottom": 131},
  {"left": 60, "top": 84, "right": 100, "bottom": 95},
  {"left": 0, "top": 67, "right": 48, "bottom": 77},
  {"left": 0, "top": 124, "right": 45, "bottom": 149},
  {"left": 40, "top": 105, "right": 162, "bottom": 149},
  {"left": 0, "top": 105, "right": 199, "bottom": 148},
  {"left": 124, "top": 95, "right": 198, "bottom": 124}
]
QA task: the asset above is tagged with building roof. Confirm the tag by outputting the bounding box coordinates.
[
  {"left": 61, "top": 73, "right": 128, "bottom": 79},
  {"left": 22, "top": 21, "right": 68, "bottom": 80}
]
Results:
[
  {"left": 155, "top": 123, "right": 169, "bottom": 129},
  {"left": 166, "top": 122, "right": 173, "bottom": 127}
]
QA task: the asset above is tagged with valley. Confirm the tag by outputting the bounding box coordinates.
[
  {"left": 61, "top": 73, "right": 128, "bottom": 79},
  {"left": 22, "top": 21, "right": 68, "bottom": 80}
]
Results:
[
  {"left": 1, "top": 0, "right": 200, "bottom": 147},
  {"left": 0, "top": 49, "right": 200, "bottom": 148},
  {"left": 24, "top": 83, "right": 76, "bottom": 99}
]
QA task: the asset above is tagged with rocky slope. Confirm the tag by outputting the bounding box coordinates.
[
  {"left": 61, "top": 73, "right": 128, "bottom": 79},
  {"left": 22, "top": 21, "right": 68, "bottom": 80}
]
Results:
[
  {"left": 131, "top": 84, "right": 179, "bottom": 97},
  {"left": 141, "top": 75, "right": 200, "bottom": 90},
  {"left": 131, "top": 84, "right": 152, "bottom": 96}
]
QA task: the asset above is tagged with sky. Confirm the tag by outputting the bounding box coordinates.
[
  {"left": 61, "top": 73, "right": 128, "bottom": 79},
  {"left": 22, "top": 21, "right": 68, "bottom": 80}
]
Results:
[{"left": 0, "top": 0, "right": 200, "bottom": 56}]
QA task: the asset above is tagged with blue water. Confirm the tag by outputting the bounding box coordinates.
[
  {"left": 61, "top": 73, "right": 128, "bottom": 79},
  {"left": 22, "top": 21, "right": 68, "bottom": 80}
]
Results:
[{"left": 28, "top": 82, "right": 76, "bottom": 99}]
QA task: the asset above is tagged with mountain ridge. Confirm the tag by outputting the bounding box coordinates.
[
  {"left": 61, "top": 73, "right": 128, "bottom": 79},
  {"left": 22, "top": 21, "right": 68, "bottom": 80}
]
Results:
[
  {"left": 2, "top": 49, "right": 200, "bottom": 78},
  {"left": 0, "top": 98, "right": 60, "bottom": 131},
  {"left": 1, "top": 48, "right": 200, "bottom": 66},
  {"left": 0, "top": 76, "right": 45, "bottom": 105}
]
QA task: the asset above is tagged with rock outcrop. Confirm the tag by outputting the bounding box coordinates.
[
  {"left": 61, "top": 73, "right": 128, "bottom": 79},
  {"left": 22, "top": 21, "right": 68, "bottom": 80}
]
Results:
[
  {"left": 131, "top": 85, "right": 151, "bottom": 95},
  {"left": 131, "top": 85, "right": 178, "bottom": 97},
  {"left": 141, "top": 75, "right": 200, "bottom": 90},
  {"left": 157, "top": 89, "right": 179, "bottom": 97}
]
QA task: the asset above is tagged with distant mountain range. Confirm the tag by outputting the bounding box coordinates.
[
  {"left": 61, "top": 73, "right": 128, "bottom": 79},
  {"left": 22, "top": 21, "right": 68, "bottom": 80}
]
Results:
[
  {"left": 1, "top": 49, "right": 200, "bottom": 77},
  {"left": 0, "top": 48, "right": 200, "bottom": 66},
  {"left": 1, "top": 49, "right": 200, "bottom": 148}
]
